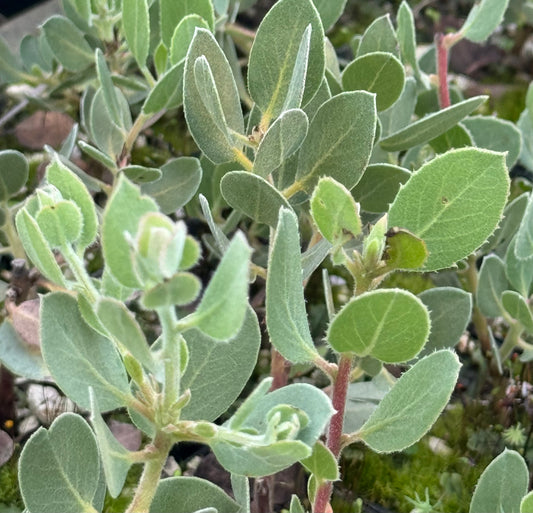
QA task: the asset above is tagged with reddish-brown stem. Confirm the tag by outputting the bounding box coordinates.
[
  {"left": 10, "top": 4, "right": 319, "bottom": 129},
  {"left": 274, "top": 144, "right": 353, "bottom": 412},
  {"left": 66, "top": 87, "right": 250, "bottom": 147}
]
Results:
[
  {"left": 436, "top": 32, "right": 451, "bottom": 109},
  {"left": 270, "top": 348, "right": 289, "bottom": 391},
  {"left": 313, "top": 354, "right": 353, "bottom": 513}
]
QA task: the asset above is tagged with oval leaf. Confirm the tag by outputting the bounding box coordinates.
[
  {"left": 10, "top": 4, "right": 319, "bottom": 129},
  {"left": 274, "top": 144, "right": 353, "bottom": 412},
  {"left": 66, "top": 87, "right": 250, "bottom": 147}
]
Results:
[
  {"left": 358, "top": 350, "right": 461, "bottom": 452},
  {"left": 122, "top": 0, "right": 150, "bottom": 67},
  {"left": 388, "top": 148, "right": 509, "bottom": 271},
  {"left": 0, "top": 150, "right": 28, "bottom": 201},
  {"left": 327, "top": 289, "right": 430, "bottom": 362}
]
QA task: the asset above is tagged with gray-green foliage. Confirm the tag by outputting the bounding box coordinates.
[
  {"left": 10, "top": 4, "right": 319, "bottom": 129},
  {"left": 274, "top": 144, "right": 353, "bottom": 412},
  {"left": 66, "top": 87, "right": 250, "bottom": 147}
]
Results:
[{"left": 0, "top": 0, "right": 524, "bottom": 511}]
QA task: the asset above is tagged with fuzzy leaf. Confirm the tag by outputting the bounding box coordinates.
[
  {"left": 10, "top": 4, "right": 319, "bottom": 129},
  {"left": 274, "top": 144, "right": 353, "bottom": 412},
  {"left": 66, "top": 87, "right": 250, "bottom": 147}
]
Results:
[
  {"left": 19, "top": 413, "right": 100, "bottom": 513},
  {"left": 36, "top": 200, "right": 83, "bottom": 248},
  {"left": 160, "top": 0, "right": 215, "bottom": 47},
  {"left": 122, "top": 0, "right": 149, "bottom": 67},
  {"left": 142, "top": 272, "right": 201, "bottom": 309},
  {"left": 179, "top": 233, "right": 251, "bottom": 340},
  {"left": 358, "top": 350, "right": 461, "bottom": 452},
  {"left": 418, "top": 288, "right": 472, "bottom": 356},
  {"left": 0, "top": 150, "right": 28, "bottom": 201},
  {"left": 47, "top": 157, "right": 98, "bottom": 249},
  {"left": 515, "top": 193, "right": 533, "bottom": 260},
  {"left": 352, "top": 164, "right": 410, "bottom": 214},
  {"left": 254, "top": 109, "right": 308, "bottom": 178},
  {"left": 342, "top": 52, "right": 404, "bottom": 111},
  {"left": 170, "top": 14, "right": 210, "bottom": 66},
  {"left": 90, "top": 390, "right": 132, "bottom": 498},
  {"left": 328, "top": 289, "right": 430, "bottom": 362},
  {"left": 380, "top": 96, "right": 488, "bottom": 152},
  {"left": 184, "top": 29, "right": 243, "bottom": 164},
  {"left": 42, "top": 15, "right": 94, "bottom": 72},
  {"left": 477, "top": 255, "right": 508, "bottom": 318},
  {"left": 121, "top": 165, "right": 161, "bottom": 184},
  {"left": 0, "top": 34, "right": 24, "bottom": 83},
  {"left": 310, "top": 177, "right": 361, "bottom": 244},
  {"left": 300, "top": 441, "right": 339, "bottom": 482},
  {"left": 266, "top": 209, "right": 319, "bottom": 363},
  {"left": 461, "top": 0, "right": 511, "bottom": 43},
  {"left": 295, "top": 91, "right": 376, "bottom": 193},
  {"left": 41, "top": 292, "right": 130, "bottom": 411},
  {"left": 311, "top": 0, "right": 347, "bottom": 31},
  {"left": 142, "top": 61, "right": 184, "bottom": 114},
  {"left": 248, "top": 0, "right": 324, "bottom": 122},
  {"left": 102, "top": 175, "right": 158, "bottom": 288},
  {"left": 388, "top": 148, "right": 509, "bottom": 271},
  {"left": 181, "top": 308, "right": 260, "bottom": 421},
  {"left": 220, "top": 171, "right": 292, "bottom": 228},
  {"left": 357, "top": 15, "right": 398, "bottom": 57},
  {"left": 383, "top": 228, "right": 428, "bottom": 270},
  {"left": 505, "top": 236, "right": 533, "bottom": 298},
  {"left": 502, "top": 291, "right": 533, "bottom": 334},
  {"left": 470, "top": 449, "right": 527, "bottom": 513}
]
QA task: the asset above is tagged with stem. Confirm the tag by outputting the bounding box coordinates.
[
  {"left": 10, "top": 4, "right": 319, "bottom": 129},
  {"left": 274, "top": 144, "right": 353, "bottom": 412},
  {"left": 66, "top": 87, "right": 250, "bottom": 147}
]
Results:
[
  {"left": 2, "top": 203, "right": 26, "bottom": 259},
  {"left": 499, "top": 322, "right": 524, "bottom": 362},
  {"left": 270, "top": 349, "right": 289, "bottom": 391},
  {"left": 435, "top": 33, "right": 451, "bottom": 109},
  {"left": 61, "top": 244, "right": 99, "bottom": 302},
  {"left": 282, "top": 179, "right": 305, "bottom": 199},
  {"left": 123, "top": 112, "right": 151, "bottom": 160},
  {"left": 313, "top": 354, "right": 353, "bottom": 513},
  {"left": 126, "top": 433, "right": 172, "bottom": 513},
  {"left": 140, "top": 65, "right": 156, "bottom": 88},
  {"left": 232, "top": 148, "right": 254, "bottom": 171},
  {"left": 158, "top": 306, "right": 181, "bottom": 414}
]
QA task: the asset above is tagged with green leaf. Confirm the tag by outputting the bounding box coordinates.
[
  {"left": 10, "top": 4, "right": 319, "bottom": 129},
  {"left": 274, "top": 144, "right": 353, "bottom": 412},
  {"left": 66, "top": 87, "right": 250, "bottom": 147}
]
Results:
[
  {"left": 179, "top": 233, "right": 251, "bottom": 341},
  {"left": 15, "top": 208, "right": 67, "bottom": 287},
  {"left": 89, "top": 87, "right": 131, "bottom": 160},
  {"left": 19, "top": 413, "right": 100, "bottom": 513},
  {"left": 506, "top": 235, "right": 533, "bottom": 298},
  {"left": 462, "top": 116, "right": 522, "bottom": 168},
  {"left": 383, "top": 228, "right": 428, "bottom": 270},
  {"left": 248, "top": 0, "right": 324, "bottom": 122},
  {"left": 47, "top": 157, "right": 98, "bottom": 249},
  {"left": 36, "top": 200, "right": 83, "bottom": 248},
  {"left": 470, "top": 449, "right": 527, "bottom": 513},
  {"left": 0, "top": 150, "right": 28, "bottom": 201},
  {"left": 418, "top": 288, "right": 472, "bottom": 356},
  {"left": 184, "top": 29, "right": 243, "bottom": 164},
  {"left": 41, "top": 292, "right": 130, "bottom": 411},
  {"left": 0, "top": 320, "right": 47, "bottom": 380},
  {"left": 0, "top": 34, "right": 24, "bottom": 83},
  {"left": 396, "top": 2, "right": 426, "bottom": 86},
  {"left": 266, "top": 208, "right": 319, "bottom": 363},
  {"left": 142, "top": 272, "right": 201, "bottom": 309},
  {"left": 102, "top": 175, "right": 159, "bottom": 288},
  {"left": 428, "top": 123, "right": 473, "bottom": 154},
  {"left": 357, "top": 15, "right": 398, "bottom": 57},
  {"left": 181, "top": 307, "right": 260, "bottom": 421},
  {"left": 78, "top": 140, "right": 117, "bottom": 170},
  {"left": 342, "top": 52, "right": 405, "bottom": 111},
  {"left": 502, "top": 291, "right": 533, "bottom": 334},
  {"left": 477, "top": 255, "right": 508, "bottom": 318},
  {"left": 380, "top": 96, "right": 488, "bottom": 152},
  {"left": 220, "top": 171, "right": 292, "bottom": 228},
  {"left": 352, "top": 164, "right": 410, "bottom": 214},
  {"left": 20, "top": 34, "right": 49, "bottom": 72},
  {"left": 290, "top": 495, "right": 306, "bottom": 513},
  {"left": 42, "top": 15, "right": 94, "bottom": 72},
  {"left": 95, "top": 48, "right": 124, "bottom": 129},
  {"left": 300, "top": 441, "right": 339, "bottom": 482},
  {"left": 254, "top": 109, "right": 309, "bottom": 178},
  {"left": 89, "top": 390, "right": 132, "bottom": 498},
  {"left": 521, "top": 491, "right": 533, "bottom": 513},
  {"left": 142, "top": 61, "right": 185, "bottom": 114},
  {"left": 160, "top": 0, "right": 215, "bottom": 47},
  {"left": 388, "top": 148, "right": 509, "bottom": 271},
  {"left": 310, "top": 177, "right": 361, "bottom": 244},
  {"left": 170, "top": 14, "right": 210, "bottom": 66},
  {"left": 358, "top": 350, "right": 461, "bottom": 452},
  {"left": 295, "top": 91, "right": 376, "bottom": 193},
  {"left": 328, "top": 289, "right": 430, "bottom": 362},
  {"left": 150, "top": 477, "right": 239, "bottom": 513},
  {"left": 311, "top": 0, "right": 347, "bottom": 31},
  {"left": 122, "top": 0, "right": 150, "bottom": 67},
  {"left": 96, "top": 298, "right": 155, "bottom": 371},
  {"left": 379, "top": 77, "right": 417, "bottom": 138},
  {"left": 121, "top": 165, "right": 161, "bottom": 184},
  {"left": 515, "top": 193, "right": 533, "bottom": 260},
  {"left": 461, "top": 0, "right": 511, "bottom": 43}
]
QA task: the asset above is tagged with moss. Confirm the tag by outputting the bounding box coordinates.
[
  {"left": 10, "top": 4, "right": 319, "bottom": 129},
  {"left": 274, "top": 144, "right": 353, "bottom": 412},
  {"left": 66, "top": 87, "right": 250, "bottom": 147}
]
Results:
[
  {"left": 0, "top": 453, "right": 23, "bottom": 510},
  {"left": 335, "top": 404, "right": 495, "bottom": 513}
]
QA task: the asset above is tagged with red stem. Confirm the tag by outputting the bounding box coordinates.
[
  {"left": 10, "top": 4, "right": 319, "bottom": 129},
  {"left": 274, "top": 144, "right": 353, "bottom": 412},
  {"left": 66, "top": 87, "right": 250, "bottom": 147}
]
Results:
[
  {"left": 313, "top": 354, "right": 353, "bottom": 513},
  {"left": 436, "top": 33, "right": 451, "bottom": 109}
]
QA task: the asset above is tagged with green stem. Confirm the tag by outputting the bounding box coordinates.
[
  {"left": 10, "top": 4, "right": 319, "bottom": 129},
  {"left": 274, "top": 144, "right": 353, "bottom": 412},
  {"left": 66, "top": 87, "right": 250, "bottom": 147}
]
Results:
[
  {"left": 2, "top": 203, "right": 26, "bottom": 259},
  {"left": 232, "top": 148, "right": 254, "bottom": 171},
  {"left": 123, "top": 112, "right": 151, "bottom": 160},
  {"left": 499, "top": 322, "right": 524, "bottom": 362},
  {"left": 157, "top": 306, "right": 181, "bottom": 414},
  {"left": 126, "top": 433, "right": 172, "bottom": 513},
  {"left": 61, "top": 244, "right": 99, "bottom": 302},
  {"left": 282, "top": 179, "right": 305, "bottom": 199},
  {"left": 140, "top": 66, "right": 156, "bottom": 88}
]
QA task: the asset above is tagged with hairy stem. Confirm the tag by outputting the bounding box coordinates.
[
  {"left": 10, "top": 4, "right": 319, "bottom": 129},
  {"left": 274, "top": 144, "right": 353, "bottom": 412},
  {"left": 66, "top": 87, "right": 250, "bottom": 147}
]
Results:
[
  {"left": 499, "top": 322, "right": 524, "bottom": 362},
  {"left": 435, "top": 33, "right": 451, "bottom": 109},
  {"left": 2, "top": 203, "right": 26, "bottom": 260},
  {"left": 313, "top": 354, "right": 353, "bottom": 513}
]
